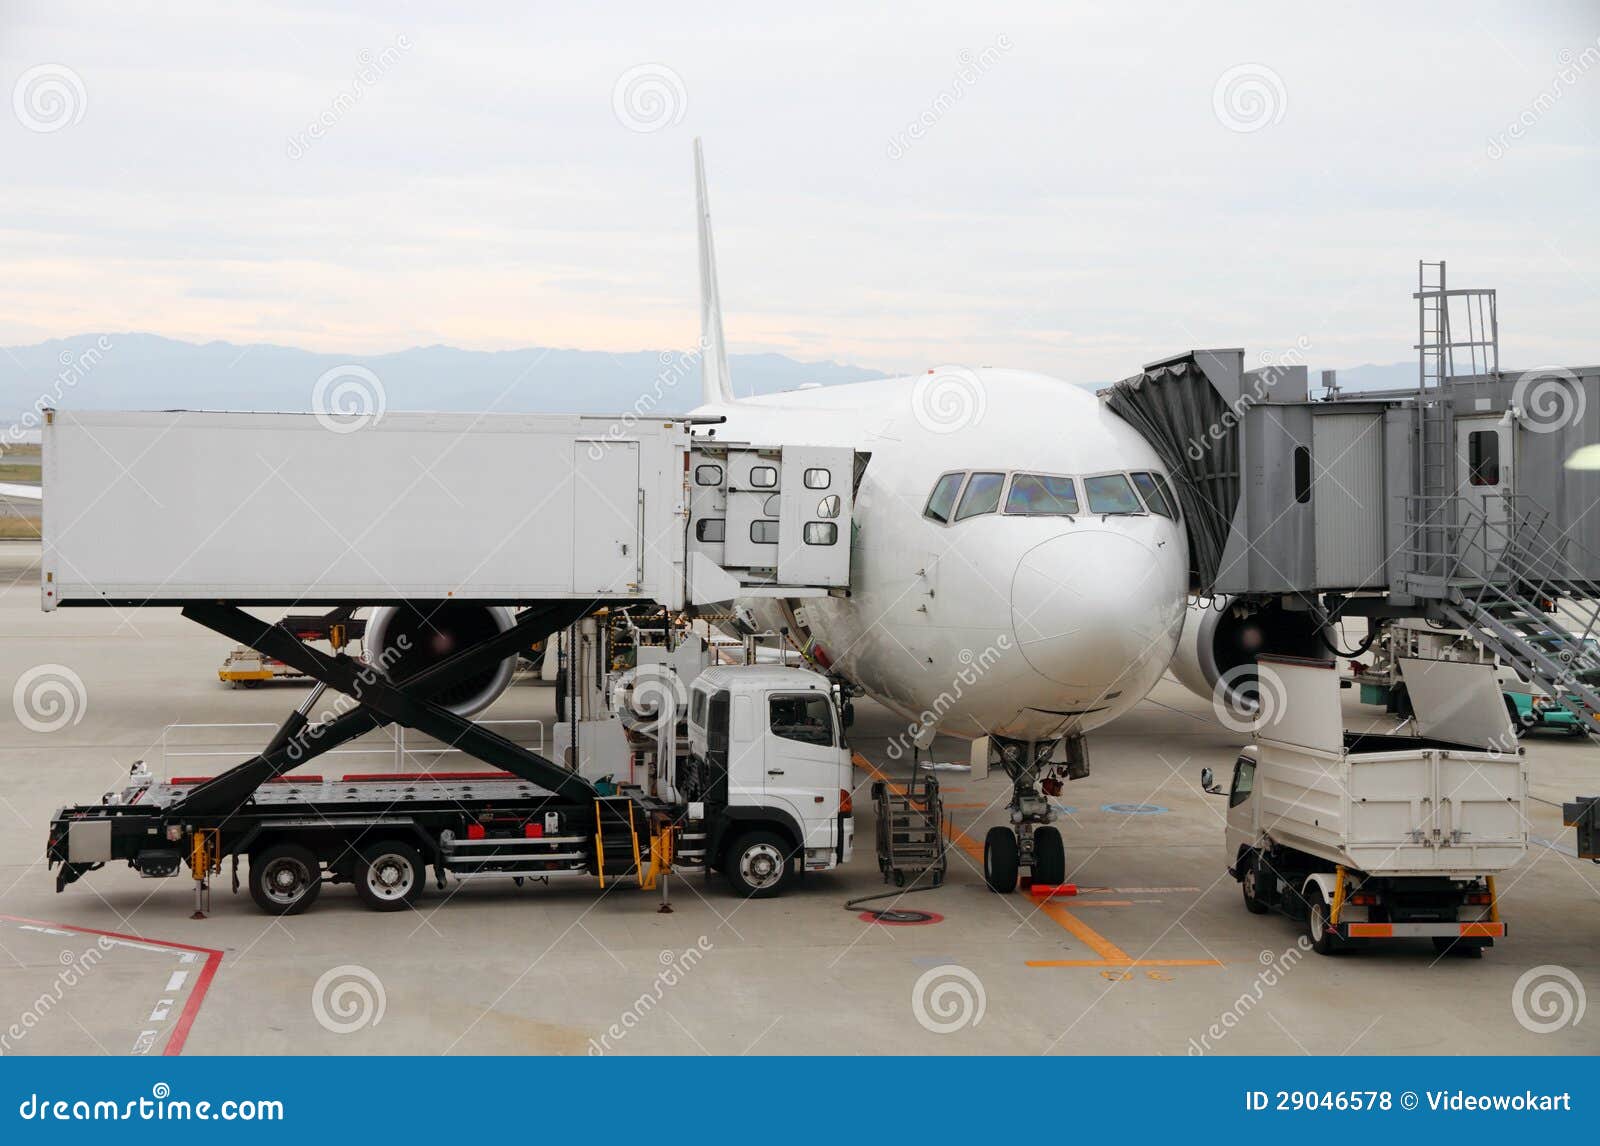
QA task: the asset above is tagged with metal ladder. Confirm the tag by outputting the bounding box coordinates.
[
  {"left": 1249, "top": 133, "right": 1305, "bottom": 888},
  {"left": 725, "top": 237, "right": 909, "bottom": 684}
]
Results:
[{"left": 1408, "top": 492, "right": 1600, "bottom": 732}]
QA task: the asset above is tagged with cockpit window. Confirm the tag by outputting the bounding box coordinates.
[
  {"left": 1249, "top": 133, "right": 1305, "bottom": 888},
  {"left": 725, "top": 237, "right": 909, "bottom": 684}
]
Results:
[
  {"left": 955, "top": 471, "right": 1005, "bottom": 520},
  {"left": 1131, "top": 472, "right": 1175, "bottom": 519},
  {"left": 1005, "top": 473, "right": 1079, "bottom": 516},
  {"left": 924, "top": 472, "right": 965, "bottom": 524},
  {"left": 1084, "top": 473, "right": 1144, "bottom": 515}
]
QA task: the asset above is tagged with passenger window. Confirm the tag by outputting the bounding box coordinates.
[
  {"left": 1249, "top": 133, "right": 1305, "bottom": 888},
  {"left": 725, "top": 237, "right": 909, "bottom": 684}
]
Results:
[
  {"left": 749, "top": 466, "right": 778, "bottom": 488},
  {"left": 1005, "top": 473, "right": 1079, "bottom": 515},
  {"left": 1083, "top": 474, "right": 1143, "bottom": 515},
  {"left": 750, "top": 520, "right": 779, "bottom": 544},
  {"left": 769, "top": 693, "right": 834, "bottom": 747},
  {"left": 1229, "top": 756, "right": 1255, "bottom": 808},
  {"left": 696, "top": 518, "right": 725, "bottom": 542},
  {"left": 1131, "top": 472, "right": 1175, "bottom": 519},
  {"left": 694, "top": 464, "right": 723, "bottom": 486},
  {"left": 804, "top": 468, "right": 831, "bottom": 490},
  {"left": 803, "top": 522, "right": 837, "bottom": 545},
  {"left": 955, "top": 471, "right": 1005, "bottom": 520},
  {"left": 1468, "top": 431, "right": 1500, "bottom": 487},
  {"left": 924, "top": 472, "right": 966, "bottom": 524}
]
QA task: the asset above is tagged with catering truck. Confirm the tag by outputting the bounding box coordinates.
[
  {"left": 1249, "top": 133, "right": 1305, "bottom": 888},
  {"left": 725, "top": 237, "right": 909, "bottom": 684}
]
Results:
[
  {"left": 1224, "top": 655, "right": 1526, "bottom": 956},
  {"left": 40, "top": 409, "right": 860, "bottom": 914}
]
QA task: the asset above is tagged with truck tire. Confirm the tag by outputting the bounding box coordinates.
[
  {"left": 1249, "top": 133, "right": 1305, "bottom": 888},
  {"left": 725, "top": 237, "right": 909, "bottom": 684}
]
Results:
[
  {"left": 1032, "top": 825, "right": 1065, "bottom": 886},
  {"left": 1241, "top": 853, "right": 1270, "bottom": 915},
  {"left": 354, "top": 840, "right": 425, "bottom": 912},
  {"left": 983, "top": 827, "right": 1018, "bottom": 894},
  {"left": 249, "top": 842, "right": 323, "bottom": 915},
  {"left": 1304, "top": 885, "right": 1340, "bottom": 956},
  {"left": 724, "top": 830, "right": 794, "bottom": 898}
]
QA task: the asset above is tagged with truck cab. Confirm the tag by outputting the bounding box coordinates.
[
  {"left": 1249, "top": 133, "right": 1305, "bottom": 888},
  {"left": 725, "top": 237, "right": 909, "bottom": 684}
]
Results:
[{"left": 683, "top": 664, "right": 854, "bottom": 897}]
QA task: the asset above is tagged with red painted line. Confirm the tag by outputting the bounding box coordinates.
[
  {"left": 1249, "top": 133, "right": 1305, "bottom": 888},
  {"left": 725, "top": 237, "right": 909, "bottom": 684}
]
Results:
[
  {"left": 0, "top": 913, "right": 223, "bottom": 1056},
  {"left": 337, "top": 771, "right": 516, "bottom": 782}
]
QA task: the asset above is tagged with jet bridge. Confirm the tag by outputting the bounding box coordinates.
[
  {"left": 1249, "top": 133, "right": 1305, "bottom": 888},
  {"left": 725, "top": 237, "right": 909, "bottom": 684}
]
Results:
[{"left": 1105, "top": 262, "right": 1600, "bottom": 859}]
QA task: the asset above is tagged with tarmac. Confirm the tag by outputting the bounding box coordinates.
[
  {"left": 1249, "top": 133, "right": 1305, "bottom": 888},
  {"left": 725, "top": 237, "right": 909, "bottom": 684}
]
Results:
[{"left": 0, "top": 541, "right": 1595, "bottom": 1056}]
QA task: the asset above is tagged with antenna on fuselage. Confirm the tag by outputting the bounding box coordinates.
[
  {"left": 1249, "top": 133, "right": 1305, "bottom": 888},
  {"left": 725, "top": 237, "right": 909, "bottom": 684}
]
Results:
[{"left": 694, "top": 138, "right": 736, "bottom": 406}]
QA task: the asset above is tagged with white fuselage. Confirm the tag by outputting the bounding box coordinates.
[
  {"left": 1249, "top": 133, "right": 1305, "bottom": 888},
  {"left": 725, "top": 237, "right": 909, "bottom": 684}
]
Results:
[{"left": 695, "top": 368, "right": 1189, "bottom": 744}]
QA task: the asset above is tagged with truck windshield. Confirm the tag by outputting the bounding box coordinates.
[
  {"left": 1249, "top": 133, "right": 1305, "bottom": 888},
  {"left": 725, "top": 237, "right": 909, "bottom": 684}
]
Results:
[{"left": 769, "top": 693, "right": 834, "bottom": 747}]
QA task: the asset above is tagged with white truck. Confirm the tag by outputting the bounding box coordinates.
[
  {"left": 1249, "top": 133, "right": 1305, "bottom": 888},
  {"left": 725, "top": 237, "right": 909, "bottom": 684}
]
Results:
[{"left": 1224, "top": 655, "right": 1526, "bottom": 956}]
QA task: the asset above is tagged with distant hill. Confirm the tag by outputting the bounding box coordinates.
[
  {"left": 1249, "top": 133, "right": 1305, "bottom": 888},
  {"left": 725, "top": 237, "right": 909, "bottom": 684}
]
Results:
[{"left": 0, "top": 334, "right": 886, "bottom": 425}]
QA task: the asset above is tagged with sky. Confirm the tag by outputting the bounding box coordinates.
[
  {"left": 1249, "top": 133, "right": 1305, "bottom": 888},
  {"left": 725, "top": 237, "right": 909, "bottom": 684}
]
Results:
[{"left": 2, "top": 1, "right": 1597, "bottom": 385}]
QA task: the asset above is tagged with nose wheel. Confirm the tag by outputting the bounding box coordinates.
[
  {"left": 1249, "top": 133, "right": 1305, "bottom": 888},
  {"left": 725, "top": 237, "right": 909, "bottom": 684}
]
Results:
[{"left": 983, "top": 823, "right": 1066, "bottom": 893}]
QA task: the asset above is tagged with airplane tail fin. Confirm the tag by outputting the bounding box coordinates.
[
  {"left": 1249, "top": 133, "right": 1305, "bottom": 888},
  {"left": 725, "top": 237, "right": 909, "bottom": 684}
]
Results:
[{"left": 694, "top": 139, "right": 735, "bottom": 406}]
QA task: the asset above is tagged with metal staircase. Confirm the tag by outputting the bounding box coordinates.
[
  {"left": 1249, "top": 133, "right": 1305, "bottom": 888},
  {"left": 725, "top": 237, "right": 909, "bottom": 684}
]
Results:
[{"left": 1404, "top": 492, "right": 1600, "bottom": 734}]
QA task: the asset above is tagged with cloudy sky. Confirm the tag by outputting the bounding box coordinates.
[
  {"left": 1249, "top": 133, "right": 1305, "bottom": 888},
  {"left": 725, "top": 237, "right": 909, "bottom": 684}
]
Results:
[{"left": 2, "top": 1, "right": 1597, "bottom": 383}]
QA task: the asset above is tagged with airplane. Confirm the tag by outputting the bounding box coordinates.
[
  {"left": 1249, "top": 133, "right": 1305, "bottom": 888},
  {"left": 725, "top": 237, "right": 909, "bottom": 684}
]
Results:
[{"left": 679, "top": 141, "right": 1315, "bottom": 891}]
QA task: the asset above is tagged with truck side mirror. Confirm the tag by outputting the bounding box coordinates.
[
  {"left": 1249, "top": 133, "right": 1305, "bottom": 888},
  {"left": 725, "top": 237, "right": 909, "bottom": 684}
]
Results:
[
  {"left": 1200, "top": 767, "right": 1224, "bottom": 795},
  {"left": 841, "top": 701, "right": 855, "bottom": 729}
]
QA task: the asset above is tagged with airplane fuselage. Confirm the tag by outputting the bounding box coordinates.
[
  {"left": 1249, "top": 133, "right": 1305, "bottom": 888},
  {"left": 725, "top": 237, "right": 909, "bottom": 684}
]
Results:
[{"left": 695, "top": 368, "right": 1189, "bottom": 746}]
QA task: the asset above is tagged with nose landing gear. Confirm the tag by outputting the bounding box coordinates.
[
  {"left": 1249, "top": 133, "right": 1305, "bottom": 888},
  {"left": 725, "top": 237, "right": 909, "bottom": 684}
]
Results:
[{"left": 980, "top": 736, "right": 1080, "bottom": 893}]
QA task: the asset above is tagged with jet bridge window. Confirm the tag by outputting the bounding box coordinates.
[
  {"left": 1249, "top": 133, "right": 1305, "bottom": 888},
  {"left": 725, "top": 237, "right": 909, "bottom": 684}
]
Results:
[
  {"left": 1130, "top": 472, "right": 1176, "bottom": 519},
  {"left": 924, "top": 471, "right": 966, "bottom": 524},
  {"left": 955, "top": 471, "right": 1005, "bottom": 520},
  {"left": 749, "top": 466, "right": 778, "bottom": 488},
  {"left": 694, "top": 464, "right": 723, "bottom": 486},
  {"left": 1468, "top": 431, "right": 1500, "bottom": 487},
  {"left": 750, "top": 519, "right": 779, "bottom": 544},
  {"left": 803, "top": 467, "right": 832, "bottom": 489},
  {"left": 696, "top": 518, "right": 725, "bottom": 542},
  {"left": 1005, "top": 473, "right": 1079, "bottom": 515},
  {"left": 769, "top": 692, "right": 834, "bottom": 747},
  {"left": 1083, "top": 474, "right": 1144, "bottom": 515}
]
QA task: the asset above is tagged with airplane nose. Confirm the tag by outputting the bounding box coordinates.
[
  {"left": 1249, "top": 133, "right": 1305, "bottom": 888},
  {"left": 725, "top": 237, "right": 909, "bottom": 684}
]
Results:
[{"left": 1010, "top": 530, "right": 1178, "bottom": 693}]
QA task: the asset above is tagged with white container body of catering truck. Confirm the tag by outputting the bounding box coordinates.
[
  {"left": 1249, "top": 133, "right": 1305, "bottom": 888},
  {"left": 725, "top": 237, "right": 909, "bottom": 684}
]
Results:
[{"left": 1225, "top": 655, "right": 1526, "bottom": 956}]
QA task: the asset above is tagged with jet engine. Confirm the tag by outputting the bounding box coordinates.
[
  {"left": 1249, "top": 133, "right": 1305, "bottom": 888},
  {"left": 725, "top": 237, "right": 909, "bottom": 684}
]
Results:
[
  {"left": 365, "top": 603, "right": 518, "bottom": 717},
  {"left": 1169, "top": 597, "right": 1331, "bottom": 714}
]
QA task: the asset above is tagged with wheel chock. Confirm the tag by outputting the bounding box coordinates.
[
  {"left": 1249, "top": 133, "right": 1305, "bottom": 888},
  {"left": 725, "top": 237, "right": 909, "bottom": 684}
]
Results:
[{"left": 1029, "top": 883, "right": 1078, "bottom": 899}]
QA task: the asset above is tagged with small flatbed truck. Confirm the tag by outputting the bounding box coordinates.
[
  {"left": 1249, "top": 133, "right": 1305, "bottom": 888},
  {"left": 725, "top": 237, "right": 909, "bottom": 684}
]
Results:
[{"left": 1225, "top": 654, "right": 1526, "bottom": 956}]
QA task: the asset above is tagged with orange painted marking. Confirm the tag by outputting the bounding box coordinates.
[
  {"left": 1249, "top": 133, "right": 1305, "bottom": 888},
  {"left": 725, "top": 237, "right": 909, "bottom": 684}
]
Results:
[
  {"left": 1460, "top": 922, "right": 1504, "bottom": 938},
  {"left": 851, "top": 754, "right": 1221, "bottom": 971}
]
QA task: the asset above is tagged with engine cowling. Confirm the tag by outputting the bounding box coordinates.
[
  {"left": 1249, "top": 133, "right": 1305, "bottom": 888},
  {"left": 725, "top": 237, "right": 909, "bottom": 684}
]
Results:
[
  {"left": 1169, "top": 596, "right": 1331, "bottom": 714},
  {"left": 366, "top": 603, "right": 517, "bottom": 717}
]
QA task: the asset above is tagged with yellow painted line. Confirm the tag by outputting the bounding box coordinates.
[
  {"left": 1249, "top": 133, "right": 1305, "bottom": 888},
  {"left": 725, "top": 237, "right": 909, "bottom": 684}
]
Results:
[
  {"left": 1025, "top": 959, "right": 1225, "bottom": 968},
  {"left": 852, "top": 753, "right": 1221, "bottom": 970}
]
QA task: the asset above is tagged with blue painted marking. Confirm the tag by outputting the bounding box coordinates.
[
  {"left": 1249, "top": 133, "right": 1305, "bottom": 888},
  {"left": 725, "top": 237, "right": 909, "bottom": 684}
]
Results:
[
  {"left": 1100, "top": 802, "right": 1168, "bottom": 815},
  {"left": 1050, "top": 805, "right": 1078, "bottom": 815}
]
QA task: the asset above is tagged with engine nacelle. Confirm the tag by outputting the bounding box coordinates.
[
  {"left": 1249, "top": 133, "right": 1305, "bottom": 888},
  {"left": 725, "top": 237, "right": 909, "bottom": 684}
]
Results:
[
  {"left": 366, "top": 603, "right": 517, "bottom": 717},
  {"left": 1170, "top": 597, "right": 1331, "bottom": 714}
]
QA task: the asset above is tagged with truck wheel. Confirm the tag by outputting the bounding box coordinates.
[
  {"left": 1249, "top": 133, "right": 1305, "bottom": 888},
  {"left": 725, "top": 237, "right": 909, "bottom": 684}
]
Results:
[
  {"left": 724, "top": 830, "right": 794, "bottom": 898},
  {"left": 1032, "top": 825, "right": 1065, "bottom": 885},
  {"left": 1241, "top": 855, "right": 1270, "bottom": 915},
  {"left": 354, "top": 841, "right": 425, "bottom": 911},
  {"left": 1304, "top": 886, "right": 1340, "bottom": 955},
  {"left": 983, "top": 827, "right": 1018, "bottom": 894},
  {"left": 249, "top": 843, "right": 322, "bottom": 915}
]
